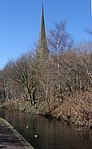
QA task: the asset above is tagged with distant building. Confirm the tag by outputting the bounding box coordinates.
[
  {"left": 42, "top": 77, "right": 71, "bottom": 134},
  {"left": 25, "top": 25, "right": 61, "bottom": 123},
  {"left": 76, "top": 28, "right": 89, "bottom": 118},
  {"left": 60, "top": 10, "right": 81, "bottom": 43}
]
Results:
[{"left": 36, "top": 4, "right": 49, "bottom": 59}]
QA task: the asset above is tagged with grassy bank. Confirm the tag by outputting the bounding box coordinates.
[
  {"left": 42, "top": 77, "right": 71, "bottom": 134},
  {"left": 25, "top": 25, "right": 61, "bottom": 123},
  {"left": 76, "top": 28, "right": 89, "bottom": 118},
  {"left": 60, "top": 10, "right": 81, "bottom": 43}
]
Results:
[{"left": 1, "top": 90, "right": 92, "bottom": 128}]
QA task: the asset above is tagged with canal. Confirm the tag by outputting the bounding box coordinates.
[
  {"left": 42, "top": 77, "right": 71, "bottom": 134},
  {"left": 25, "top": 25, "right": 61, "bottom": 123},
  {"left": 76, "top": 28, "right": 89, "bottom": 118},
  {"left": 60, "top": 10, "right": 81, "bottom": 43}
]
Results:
[{"left": 0, "top": 109, "right": 92, "bottom": 149}]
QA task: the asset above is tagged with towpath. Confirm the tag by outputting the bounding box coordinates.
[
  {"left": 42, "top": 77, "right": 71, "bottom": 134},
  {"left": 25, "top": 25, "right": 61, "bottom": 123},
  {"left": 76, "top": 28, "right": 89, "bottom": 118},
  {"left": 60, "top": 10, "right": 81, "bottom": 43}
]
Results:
[{"left": 0, "top": 117, "right": 34, "bottom": 149}]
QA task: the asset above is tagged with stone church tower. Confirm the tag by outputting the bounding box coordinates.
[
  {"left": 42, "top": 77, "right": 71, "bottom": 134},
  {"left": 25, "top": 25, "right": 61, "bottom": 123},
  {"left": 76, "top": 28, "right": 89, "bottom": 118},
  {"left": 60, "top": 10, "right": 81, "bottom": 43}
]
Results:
[{"left": 36, "top": 4, "right": 49, "bottom": 59}]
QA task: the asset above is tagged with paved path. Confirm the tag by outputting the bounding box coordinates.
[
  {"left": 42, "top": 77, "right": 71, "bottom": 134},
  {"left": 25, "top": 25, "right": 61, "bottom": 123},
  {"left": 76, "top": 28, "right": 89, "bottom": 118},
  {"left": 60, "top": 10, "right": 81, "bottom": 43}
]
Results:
[{"left": 0, "top": 118, "right": 34, "bottom": 149}]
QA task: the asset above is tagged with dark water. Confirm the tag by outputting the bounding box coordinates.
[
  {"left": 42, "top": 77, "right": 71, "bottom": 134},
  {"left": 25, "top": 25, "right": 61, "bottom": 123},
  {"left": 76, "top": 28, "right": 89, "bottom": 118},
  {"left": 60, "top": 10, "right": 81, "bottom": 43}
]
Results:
[{"left": 0, "top": 109, "right": 92, "bottom": 149}]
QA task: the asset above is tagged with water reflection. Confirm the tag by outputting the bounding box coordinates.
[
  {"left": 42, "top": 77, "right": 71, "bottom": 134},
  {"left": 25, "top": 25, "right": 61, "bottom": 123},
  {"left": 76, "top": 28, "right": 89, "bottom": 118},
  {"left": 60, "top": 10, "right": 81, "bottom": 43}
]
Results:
[{"left": 0, "top": 109, "right": 92, "bottom": 149}]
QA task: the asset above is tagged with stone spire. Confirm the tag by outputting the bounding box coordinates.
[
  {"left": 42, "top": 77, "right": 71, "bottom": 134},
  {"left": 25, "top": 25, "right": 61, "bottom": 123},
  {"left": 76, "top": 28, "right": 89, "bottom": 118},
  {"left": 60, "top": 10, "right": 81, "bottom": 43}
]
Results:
[{"left": 36, "top": 4, "right": 49, "bottom": 59}]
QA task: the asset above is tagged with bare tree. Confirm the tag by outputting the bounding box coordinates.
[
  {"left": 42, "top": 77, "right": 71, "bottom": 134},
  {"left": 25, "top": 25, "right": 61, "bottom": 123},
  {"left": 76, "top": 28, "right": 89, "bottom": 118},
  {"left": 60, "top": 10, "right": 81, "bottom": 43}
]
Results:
[
  {"left": 85, "top": 28, "right": 92, "bottom": 35},
  {"left": 48, "top": 22, "right": 73, "bottom": 54}
]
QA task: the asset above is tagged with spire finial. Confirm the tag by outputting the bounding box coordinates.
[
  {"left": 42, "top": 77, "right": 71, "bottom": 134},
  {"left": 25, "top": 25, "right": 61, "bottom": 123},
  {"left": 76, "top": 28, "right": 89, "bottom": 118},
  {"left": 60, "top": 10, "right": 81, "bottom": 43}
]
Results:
[
  {"left": 42, "top": 0, "right": 44, "bottom": 10},
  {"left": 42, "top": 0, "right": 43, "bottom": 5}
]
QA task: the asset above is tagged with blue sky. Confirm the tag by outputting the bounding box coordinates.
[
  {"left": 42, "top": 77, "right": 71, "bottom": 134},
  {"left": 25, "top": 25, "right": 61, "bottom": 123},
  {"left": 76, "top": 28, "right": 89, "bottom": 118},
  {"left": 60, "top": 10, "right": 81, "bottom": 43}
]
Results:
[{"left": 0, "top": 0, "right": 92, "bottom": 69}]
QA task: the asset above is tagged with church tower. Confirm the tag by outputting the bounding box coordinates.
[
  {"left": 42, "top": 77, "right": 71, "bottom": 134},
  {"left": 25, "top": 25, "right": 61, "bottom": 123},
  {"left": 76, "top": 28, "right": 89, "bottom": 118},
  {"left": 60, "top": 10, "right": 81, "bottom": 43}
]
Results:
[{"left": 36, "top": 4, "right": 49, "bottom": 59}]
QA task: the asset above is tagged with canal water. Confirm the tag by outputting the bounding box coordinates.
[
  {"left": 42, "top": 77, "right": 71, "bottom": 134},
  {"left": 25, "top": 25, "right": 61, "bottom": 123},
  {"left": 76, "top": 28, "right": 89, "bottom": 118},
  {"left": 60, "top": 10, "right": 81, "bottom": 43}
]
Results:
[{"left": 0, "top": 109, "right": 92, "bottom": 149}]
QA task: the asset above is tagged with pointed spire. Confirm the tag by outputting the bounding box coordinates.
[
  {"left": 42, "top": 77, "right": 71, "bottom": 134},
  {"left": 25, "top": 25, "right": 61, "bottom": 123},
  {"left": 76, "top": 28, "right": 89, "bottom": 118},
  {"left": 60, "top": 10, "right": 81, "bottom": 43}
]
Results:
[
  {"left": 36, "top": 3, "right": 49, "bottom": 59},
  {"left": 40, "top": 3, "right": 45, "bottom": 42}
]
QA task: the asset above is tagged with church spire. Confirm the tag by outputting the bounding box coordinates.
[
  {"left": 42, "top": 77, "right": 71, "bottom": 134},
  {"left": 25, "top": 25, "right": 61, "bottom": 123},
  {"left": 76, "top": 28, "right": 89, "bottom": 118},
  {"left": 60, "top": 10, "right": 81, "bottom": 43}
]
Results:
[{"left": 36, "top": 3, "right": 49, "bottom": 59}]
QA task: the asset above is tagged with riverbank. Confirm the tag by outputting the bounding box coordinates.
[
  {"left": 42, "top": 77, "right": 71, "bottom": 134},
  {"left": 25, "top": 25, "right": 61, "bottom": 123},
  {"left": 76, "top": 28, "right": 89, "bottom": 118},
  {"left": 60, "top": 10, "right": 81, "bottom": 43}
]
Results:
[
  {"left": 0, "top": 117, "right": 34, "bottom": 149},
  {"left": 1, "top": 90, "right": 92, "bottom": 128}
]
